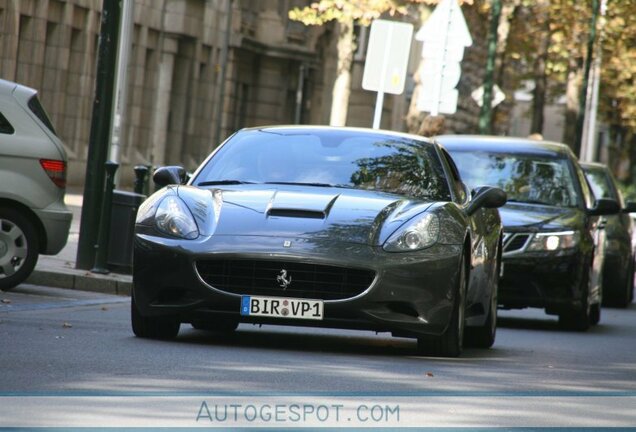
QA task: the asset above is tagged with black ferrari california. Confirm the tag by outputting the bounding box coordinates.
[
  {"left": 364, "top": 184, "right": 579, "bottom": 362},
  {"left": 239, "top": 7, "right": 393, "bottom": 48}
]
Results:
[
  {"left": 441, "top": 135, "right": 620, "bottom": 331},
  {"left": 132, "top": 126, "right": 506, "bottom": 357}
]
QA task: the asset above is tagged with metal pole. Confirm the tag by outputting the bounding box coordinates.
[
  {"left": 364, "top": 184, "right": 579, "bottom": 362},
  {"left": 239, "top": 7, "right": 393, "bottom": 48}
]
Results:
[
  {"left": 581, "top": 0, "right": 607, "bottom": 163},
  {"left": 372, "top": 90, "right": 385, "bottom": 129},
  {"left": 109, "top": 0, "right": 134, "bottom": 183},
  {"left": 372, "top": 23, "right": 394, "bottom": 129},
  {"left": 294, "top": 63, "right": 306, "bottom": 124},
  {"left": 92, "top": 161, "right": 119, "bottom": 274},
  {"left": 574, "top": 0, "right": 599, "bottom": 157},
  {"left": 213, "top": 0, "right": 233, "bottom": 149},
  {"left": 478, "top": 0, "right": 501, "bottom": 134},
  {"left": 76, "top": 0, "right": 121, "bottom": 270},
  {"left": 133, "top": 165, "right": 149, "bottom": 195}
]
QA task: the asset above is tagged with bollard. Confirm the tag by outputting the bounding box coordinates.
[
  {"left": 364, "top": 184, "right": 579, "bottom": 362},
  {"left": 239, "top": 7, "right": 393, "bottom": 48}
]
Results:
[
  {"left": 133, "top": 165, "right": 149, "bottom": 195},
  {"left": 91, "top": 161, "right": 119, "bottom": 274}
]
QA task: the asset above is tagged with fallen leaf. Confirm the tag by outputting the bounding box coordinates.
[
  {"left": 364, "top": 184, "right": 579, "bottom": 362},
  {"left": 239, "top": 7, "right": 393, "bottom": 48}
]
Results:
[
  {"left": 425, "top": 372, "right": 434, "bottom": 377},
  {"left": 63, "top": 322, "right": 73, "bottom": 328},
  {"left": 1, "top": 299, "right": 11, "bottom": 304}
]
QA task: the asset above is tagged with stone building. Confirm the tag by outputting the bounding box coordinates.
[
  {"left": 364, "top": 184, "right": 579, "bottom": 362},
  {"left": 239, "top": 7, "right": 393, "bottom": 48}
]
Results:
[{"left": 0, "top": 0, "right": 455, "bottom": 188}]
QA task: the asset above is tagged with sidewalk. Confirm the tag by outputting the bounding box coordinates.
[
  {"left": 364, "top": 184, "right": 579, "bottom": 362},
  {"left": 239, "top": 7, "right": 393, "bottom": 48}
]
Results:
[{"left": 25, "top": 192, "right": 132, "bottom": 296}]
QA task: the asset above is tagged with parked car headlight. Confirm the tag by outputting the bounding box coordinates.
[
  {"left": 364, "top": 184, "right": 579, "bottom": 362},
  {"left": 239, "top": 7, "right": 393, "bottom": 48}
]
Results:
[
  {"left": 527, "top": 230, "right": 579, "bottom": 251},
  {"left": 384, "top": 213, "right": 439, "bottom": 252},
  {"left": 155, "top": 196, "right": 199, "bottom": 239}
]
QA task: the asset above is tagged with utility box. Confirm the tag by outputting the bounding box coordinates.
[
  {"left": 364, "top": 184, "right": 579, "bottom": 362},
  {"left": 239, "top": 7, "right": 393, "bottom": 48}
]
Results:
[{"left": 108, "top": 190, "right": 146, "bottom": 273}]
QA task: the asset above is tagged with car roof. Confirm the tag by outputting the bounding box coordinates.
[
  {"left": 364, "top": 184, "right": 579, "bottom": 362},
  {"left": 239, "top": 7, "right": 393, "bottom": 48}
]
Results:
[
  {"left": 0, "top": 78, "right": 35, "bottom": 98},
  {"left": 241, "top": 125, "right": 437, "bottom": 144},
  {"left": 580, "top": 161, "right": 607, "bottom": 171},
  {"left": 437, "top": 134, "right": 573, "bottom": 158}
]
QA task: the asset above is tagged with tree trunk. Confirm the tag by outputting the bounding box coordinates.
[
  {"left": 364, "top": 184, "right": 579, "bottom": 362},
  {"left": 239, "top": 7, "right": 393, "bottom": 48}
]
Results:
[
  {"left": 530, "top": 18, "right": 550, "bottom": 135},
  {"left": 405, "top": 60, "right": 425, "bottom": 134},
  {"left": 329, "top": 20, "right": 355, "bottom": 126},
  {"left": 562, "top": 57, "right": 582, "bottom": 148}
]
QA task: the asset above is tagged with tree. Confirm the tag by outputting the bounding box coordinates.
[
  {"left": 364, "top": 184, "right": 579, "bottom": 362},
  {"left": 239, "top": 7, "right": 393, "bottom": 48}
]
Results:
[{"left": 289, "top": 0, "right": 452, "bottom": 127}]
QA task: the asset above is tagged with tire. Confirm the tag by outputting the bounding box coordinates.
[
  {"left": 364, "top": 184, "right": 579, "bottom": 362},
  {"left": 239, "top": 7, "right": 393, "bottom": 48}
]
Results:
[
  {"left": 191, "top": 319, "right": 238, "bottom": 332},
  {"left": 558, "top": 266, "right": 591, "bottom": 332},
  {"left": 0, "top": 208, "right": 39, "bottom": 291},
  {"left": 465, "top": 284, "right": 497, "bottom": 349},
  {"left": 589, "top": 303, "right": 601, "bottom": 326},
  {"left": 614, "top": 258, "right": 633, "bottom": 308},
  {"left": 465, "top": 245, "right": 500, "bottom": 349},
  {"left": 131, "top": 291, "right": 180, "bottom": 339},
  {"left": 418, "top": 254, "right": 466, "bottom": 357}
]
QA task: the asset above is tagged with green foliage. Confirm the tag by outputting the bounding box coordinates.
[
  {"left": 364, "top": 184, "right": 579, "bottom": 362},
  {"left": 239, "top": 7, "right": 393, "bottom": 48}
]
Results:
[{"left": 289, "top": 0, "right": 472, "bottom": 26}]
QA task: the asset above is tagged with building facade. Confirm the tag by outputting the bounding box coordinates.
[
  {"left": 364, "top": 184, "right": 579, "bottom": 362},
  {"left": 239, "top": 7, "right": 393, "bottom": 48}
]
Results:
[
  {"left": 0, "top": 0, "right": 484, "bottom": 188},
  {"left": 1, "top": 0, "right": 334, "bottom": 186}
]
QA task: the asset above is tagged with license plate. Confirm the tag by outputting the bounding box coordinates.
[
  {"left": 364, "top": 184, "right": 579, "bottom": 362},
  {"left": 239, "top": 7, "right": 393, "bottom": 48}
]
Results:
[{"left": 240, "top": 296, "right": 323, "bottom": 320}]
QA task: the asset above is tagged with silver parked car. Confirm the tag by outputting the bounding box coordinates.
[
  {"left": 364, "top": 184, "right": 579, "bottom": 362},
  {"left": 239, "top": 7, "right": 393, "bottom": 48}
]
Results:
[{"left": 0, "top": 79, "right": 72, "bottom": 290}]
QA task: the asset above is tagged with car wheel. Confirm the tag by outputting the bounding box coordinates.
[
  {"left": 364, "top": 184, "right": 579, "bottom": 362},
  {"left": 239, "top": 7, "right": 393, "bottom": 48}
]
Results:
[
  {"left": 131, "top": 291, "right": 180, "bottom": 339},
  {"left": 614, "top": 258, "right": 633, "bottom": 308},
  {"left": 0, "top": 208, "right": 39, "bottom": 291},
  {"left": 191, "top": 319, "right": 238, "bottom": 332},
  {"left": 417, "top": 254, "right": 466, "bottom": 357},
  {"left": 558, "top": 266, "right": 591, "bottom": 332},
  {"left": 589, "top": 303, "right": 601, "bottom": 325},
  {"left": 465, "top": 276, "right": 497, "bottom": 349}
]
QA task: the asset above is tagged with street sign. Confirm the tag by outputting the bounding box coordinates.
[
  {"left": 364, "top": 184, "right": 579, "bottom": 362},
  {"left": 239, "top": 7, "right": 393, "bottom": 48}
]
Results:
[
  {"left": 415, "top": 0, "right": 472, "bottom": 115},
  {"left": 362, "top": 20, "right": 414, "bottom": 94},
  {"left": 471, "top": 84, "right": 506, "bottom": 108},
  {"left": 362, "top": 19, "right": 414, "bottom": 129}
]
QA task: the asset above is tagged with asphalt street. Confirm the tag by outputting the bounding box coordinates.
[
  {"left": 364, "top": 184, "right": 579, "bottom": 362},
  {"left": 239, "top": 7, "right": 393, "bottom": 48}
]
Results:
[{"left": 1, "top": 283, "right": 635, "bottom": 427}]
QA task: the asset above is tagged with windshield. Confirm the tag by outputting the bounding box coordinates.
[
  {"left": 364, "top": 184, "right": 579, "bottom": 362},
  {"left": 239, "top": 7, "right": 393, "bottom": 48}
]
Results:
[
  {"left": 450, "top": 151, "right": 580, "bottom": 207},
  {"left": 193, "top": 129, "right": 452, "bottom": 201}
]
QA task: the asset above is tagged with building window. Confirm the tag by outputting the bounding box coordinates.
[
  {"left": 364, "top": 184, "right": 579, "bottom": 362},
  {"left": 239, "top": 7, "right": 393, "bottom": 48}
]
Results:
[{"left": 353, "top": 25, "right": 369, "bottom": 61}]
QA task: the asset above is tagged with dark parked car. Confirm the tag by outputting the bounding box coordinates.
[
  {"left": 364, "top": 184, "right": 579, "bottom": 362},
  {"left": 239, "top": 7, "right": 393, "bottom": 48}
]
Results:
[
  {"left": 132, "top": 126, "right": 506, "bottom": 357},
  {"left": 440, "top": 135, "right": 620, "bottom": 331},
  {"left": 582, "top": 162, "right": 636, "bottom": 307}
]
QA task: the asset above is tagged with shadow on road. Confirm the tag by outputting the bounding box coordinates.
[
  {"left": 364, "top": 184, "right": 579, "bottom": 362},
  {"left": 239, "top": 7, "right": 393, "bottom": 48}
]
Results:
[{"left": 167, "top": 325, "right": 508, "bottom": 361}]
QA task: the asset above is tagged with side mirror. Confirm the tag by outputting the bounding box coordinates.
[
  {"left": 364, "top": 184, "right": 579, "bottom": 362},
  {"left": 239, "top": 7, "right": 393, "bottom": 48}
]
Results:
[
  {"left": 588, "top": 198, "right": 620, "bottom": 216},
  {"left": 153, "top": 166, "right": 187, "bottom": 187},
  {"left": 465, "top": 186, "right": 507, "bottom": 216},
  {"left": 623, "top": 201, "right": 636, "bottom": 213}
]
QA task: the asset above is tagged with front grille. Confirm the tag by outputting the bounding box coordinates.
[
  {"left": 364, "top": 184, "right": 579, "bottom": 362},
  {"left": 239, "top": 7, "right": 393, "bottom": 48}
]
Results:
[
  {"left": 503, "top": 233, "right": 531, "bottom": 253},
  {"left": 196, "top": 259, "right": 376, "bottom": 301}
]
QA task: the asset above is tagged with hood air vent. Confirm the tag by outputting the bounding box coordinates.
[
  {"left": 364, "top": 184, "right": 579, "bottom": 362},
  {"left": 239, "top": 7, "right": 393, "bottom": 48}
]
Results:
[{"left": 267, "top": 208, "right": 325, "bottom": 219}]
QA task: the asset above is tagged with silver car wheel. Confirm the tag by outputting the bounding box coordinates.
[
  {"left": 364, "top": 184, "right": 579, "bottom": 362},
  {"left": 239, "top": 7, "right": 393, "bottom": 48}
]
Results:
[{"left": 0, "top": 218, "right": 28, "bottom": 278}]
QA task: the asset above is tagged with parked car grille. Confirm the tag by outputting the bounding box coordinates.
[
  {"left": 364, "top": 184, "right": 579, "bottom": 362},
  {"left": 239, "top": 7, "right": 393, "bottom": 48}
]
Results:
[
  {"left": 503, "top": 233, "right": 531, "bottom": 253},
  {"left": 196, "top": 259, "right": 376, "bottom": 301}
]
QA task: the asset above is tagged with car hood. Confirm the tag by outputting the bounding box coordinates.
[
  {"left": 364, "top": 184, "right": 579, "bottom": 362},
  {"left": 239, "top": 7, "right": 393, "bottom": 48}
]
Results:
[
  {"left": 177, "top": 185, "right": 434, "bottom": 245},
  {"left": 499, "top": 202, "right": 583, "bottom": 232}
]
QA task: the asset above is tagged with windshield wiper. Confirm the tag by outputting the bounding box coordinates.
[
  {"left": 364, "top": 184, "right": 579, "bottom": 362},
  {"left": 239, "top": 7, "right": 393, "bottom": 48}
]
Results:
[
  {"left": 507, "top": 198, "right": 552, "bottom": 206},
  {"left": 197, "top": 180, "right": 256, "bottom": 186},
  {"left": 264, "top": 181, "right": 349, "bottom": 188}
]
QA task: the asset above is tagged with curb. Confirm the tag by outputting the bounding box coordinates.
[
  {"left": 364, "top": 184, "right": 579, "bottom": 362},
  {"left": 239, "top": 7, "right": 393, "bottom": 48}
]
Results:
[{"left": 27, "top": 267, "right": 132, "bottom": 297}]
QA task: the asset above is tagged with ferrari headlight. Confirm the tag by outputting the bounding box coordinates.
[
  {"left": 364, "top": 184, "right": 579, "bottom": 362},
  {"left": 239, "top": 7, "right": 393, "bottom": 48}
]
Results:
[
  {"left": 384, "top": 213, "right": 439, "bottom": 252},
  {"left": 155, "top": 196, "right": 199, "bottom": 239},
  {"left": 527, "top": 230, "right": 579, "bottom": 251}
]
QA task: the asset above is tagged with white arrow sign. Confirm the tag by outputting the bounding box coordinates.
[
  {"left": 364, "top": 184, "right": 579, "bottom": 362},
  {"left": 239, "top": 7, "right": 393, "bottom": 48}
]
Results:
[
  {"left": 471, "top": 84, "right": 506, "bottom": 108},
  {"left": 416, "top": 0, "right": 472, "bottom": 115},
  {"left": 416, "top": 0, "right": 472, "bottom": 47}
]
